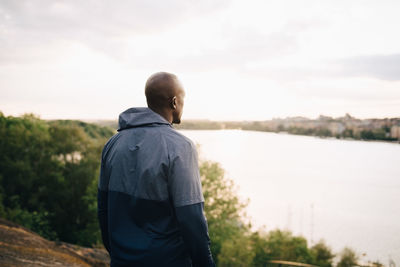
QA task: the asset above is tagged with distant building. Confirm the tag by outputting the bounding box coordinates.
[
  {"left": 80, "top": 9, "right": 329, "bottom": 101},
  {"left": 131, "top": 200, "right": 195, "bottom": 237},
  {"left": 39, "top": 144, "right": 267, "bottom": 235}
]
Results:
[
  {"left": 328, "top": 122, "right": 345, "bottom": 135},
  {"left": 318, "top": 115, "right": 334, "bottom": 121},
  {"left": 391, "top": 125, "right": 400, "bottom": 140}
]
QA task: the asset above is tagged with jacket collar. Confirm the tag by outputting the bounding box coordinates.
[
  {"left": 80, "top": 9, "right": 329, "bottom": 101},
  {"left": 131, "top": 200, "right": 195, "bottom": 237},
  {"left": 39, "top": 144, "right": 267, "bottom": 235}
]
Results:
[{"left": 118, "top": 107, "right": 171, "bottom": 131}]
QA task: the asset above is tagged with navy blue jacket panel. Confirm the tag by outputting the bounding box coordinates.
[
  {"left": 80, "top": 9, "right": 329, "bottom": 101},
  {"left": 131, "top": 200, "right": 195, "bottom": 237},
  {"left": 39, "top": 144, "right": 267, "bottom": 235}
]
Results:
[
  {"left": 98, "top": 107, "right": 215, "bottom": 267},
  {"left": 175, "top": 203, "right": 215, "bottom": 267}
]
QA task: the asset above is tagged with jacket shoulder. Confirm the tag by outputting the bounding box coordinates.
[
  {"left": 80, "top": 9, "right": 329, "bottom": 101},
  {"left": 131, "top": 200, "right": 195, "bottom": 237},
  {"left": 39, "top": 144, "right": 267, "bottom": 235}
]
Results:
[
  {"left": 101, "top": 132, "right": 121, "bottom": 158},
  {"left": 162, "top": 127, "right": 197, "bottom": 155},
  {"left": 164, "top": 127, "right": 195, "bottom": 146}
]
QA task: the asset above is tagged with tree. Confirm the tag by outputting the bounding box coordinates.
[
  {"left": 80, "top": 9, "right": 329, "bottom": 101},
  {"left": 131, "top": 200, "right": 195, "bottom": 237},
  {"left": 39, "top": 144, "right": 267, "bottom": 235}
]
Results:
[
  {"left": 337, "top": 247, "right": 358, "bottom": 267},
  {"left": 360, "top": 130, "right": 375, "bottom": 140},
  {"left": 200, "top": 161, "right": 249, "bottom": 265},
  {"left": 310, "top": 240, "right": 335, "bottom": 267},
  {"left": 45, "top": 122, "right": 110, "bottom": 245},
  {"left": 0, "top": 113, "right": 113, "bottom": 245},
  {"left": 342, "top": 129, "right": 354, "bottom": 138},
  {"left": 218, "top": 235, "right": 255, "bottom": 267},
  {"left": 250, "top": 231, "right": 271, "bottom": 267},
  {"left": 263, "top": 230, "right": 313, "bottom": 263},
  {"left": 0, "top": 113, "right": 62, "bottom": 239}
]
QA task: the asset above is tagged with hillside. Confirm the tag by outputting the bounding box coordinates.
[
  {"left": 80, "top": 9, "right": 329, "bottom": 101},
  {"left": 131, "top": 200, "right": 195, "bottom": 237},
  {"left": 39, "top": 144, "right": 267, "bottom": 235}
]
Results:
[{"left": 0, "top": 218, "right": 109, "bottom": 267}]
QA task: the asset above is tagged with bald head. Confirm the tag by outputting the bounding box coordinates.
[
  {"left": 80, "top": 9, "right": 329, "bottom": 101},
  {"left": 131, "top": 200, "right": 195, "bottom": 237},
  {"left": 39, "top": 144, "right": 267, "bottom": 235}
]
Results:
[{"left": 145, "top": 72, "right": 185, "bottom": 124}]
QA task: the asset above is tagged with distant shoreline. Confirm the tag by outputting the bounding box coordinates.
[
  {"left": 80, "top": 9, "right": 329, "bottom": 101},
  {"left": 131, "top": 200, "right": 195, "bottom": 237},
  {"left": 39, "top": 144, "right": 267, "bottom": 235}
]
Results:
[
  {"left": 16, "top": 112, "right": 396, "bottom": 144},
  {"left": 79, "top": 116, "right": 400, "bottom": 144},
  {"left": 178, "top": 128, "right": 400, "bottom": 145}
]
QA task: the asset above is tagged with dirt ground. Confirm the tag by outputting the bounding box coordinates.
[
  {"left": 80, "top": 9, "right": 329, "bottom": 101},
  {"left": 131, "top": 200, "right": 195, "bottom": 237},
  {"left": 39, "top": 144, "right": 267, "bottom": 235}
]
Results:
[{"left": 0, "top": 218, "right": 109, "bottom": 267}]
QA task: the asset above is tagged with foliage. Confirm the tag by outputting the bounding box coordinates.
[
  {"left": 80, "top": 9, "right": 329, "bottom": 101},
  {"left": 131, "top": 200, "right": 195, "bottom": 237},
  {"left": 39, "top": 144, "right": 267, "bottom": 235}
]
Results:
[
  {"left": 176, "top": 120, "right": 223, "bottom": 130},
  {"left": 6, "top": 208, "right": 57, "bottom": 240},
  {"left": 337, "top": 247, "right": 358, "bottom": 267},
  {"left": 218, "top": 234, "right": 255, "bottom": 267},
  {"left": 341, "top": 129, "right": 354, "bottom": 138},
  {"left": 310, "top": 240, "right": 335, "bottom": 267},
  {"left": 0, "top": 113, "right": 113, "bottom": 246},
  {"left": 242, "top": 121, "right": 271, "bottom": 132},
  {"left": 359, "top": 128, "right": 394, "bottom": 141},
  {"left": 250, "top": 231, "right": 271, "bottom": 267},
  {"left": 287, "top": 127, "right": 315, "bottom": 136},
  {"left": 200, "top": 161, "right": 250, "bottom": 265},
  {"left": 315, "top": 128, "right": 332, "bottom": 137},
  {"left": 48, "top": 120, "right": 115, "bottom": 139},
  {"left": 262, "top": 230, "right": 313, "bottom": 263}
]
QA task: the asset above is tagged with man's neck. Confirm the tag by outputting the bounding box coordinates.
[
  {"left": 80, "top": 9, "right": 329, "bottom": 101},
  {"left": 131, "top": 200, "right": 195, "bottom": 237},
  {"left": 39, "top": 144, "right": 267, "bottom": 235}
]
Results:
[{"left": 148, "top": 107, "right": 173, "bottom": 124}]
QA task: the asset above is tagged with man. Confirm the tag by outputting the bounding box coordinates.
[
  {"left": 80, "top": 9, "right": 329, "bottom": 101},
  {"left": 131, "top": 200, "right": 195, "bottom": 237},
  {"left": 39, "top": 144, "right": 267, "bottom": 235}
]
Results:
[{"left": 98, "top": 72, "right": 215, "bottom": 267}]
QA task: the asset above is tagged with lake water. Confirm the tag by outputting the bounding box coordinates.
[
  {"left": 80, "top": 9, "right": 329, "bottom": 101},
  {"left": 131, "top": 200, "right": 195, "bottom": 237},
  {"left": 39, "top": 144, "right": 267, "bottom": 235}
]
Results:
[{"left": 180, "top": 130, "right": 400, "bottom": 265}]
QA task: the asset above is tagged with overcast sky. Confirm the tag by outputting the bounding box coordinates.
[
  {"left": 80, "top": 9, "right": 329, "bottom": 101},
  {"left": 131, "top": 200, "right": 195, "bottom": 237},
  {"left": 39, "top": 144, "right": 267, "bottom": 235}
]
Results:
[{"left": 1, "top": 0, "right": 399, "bottom": 121}]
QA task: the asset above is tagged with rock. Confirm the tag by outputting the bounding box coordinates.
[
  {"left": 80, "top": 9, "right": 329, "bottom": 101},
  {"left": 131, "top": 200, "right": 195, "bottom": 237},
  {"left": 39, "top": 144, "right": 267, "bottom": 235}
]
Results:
[{"left": 0, "top": 218, "right": 109, "bottom": 267}]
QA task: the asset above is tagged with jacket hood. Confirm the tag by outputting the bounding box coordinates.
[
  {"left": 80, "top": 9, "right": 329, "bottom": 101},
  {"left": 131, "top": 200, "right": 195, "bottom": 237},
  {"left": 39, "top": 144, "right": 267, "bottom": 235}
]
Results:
[{"left": 118, "top": 107, "right": 171, "bottom": 131}]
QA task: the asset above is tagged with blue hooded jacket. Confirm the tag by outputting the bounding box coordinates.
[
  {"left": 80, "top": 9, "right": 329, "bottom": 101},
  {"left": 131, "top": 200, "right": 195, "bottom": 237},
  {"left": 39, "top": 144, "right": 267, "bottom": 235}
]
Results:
[{"left": 98, "top": 107, "right": 215, "bottom": 267}]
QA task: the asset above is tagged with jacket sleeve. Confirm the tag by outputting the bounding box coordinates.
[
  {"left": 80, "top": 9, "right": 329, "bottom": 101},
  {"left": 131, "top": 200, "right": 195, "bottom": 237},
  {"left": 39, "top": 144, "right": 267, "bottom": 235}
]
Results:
[
  {"left": 97, "top": 148, "right": 110, "bottom": 253},
  {"left": 175, "top": 202, "right": 215, "bottom": 267},
  {"left": 97, "top": 188, "right": 110, "bottom": 253},
  {"left": 168, "top": 141, "right": 215, "bottom": 266}
]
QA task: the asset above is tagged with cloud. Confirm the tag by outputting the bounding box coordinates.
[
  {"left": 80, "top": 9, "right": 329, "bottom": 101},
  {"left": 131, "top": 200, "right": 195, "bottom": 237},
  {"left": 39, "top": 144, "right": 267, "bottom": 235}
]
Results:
[
  {"left": 162, "top": 18, "right": 326, "bottom": 73},
  {"left": 336, "top": 54, "right": 400, "bottom": 81},
  {"left": 241, "top": 53, "right": 400, "bottom": 83},
  {"left": 0, "top": 0, "right": 231, "bottom": 64},
  {"left": 1, "top": 0, "right": 231, "bottom": 34},
  {"left": 165, "top": 29, "right": 298, "bottom": 72}
]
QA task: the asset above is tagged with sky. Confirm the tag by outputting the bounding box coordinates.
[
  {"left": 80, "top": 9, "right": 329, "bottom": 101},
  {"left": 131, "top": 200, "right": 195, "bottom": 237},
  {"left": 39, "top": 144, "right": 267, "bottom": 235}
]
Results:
[{"left": 1, "top": 0, "right": 400, "bottom": 121}]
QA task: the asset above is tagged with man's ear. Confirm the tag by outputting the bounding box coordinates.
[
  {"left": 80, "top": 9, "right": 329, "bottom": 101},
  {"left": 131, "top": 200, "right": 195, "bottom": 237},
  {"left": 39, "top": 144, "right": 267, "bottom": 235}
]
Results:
[{"left": 171, "top": 96, "right": 177, "bottom": 109}]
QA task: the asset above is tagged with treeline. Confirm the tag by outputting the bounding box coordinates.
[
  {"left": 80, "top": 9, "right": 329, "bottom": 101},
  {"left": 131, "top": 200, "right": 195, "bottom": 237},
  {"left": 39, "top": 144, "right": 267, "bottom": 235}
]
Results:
[
  {"left": 0, "top": 112, "right": 361, "bottom": 266},
  {"left": 278, "top": 125, "right": 396, "bottom": 141},
  {"left": 175, "top": 120, "right": 399, "bottom": 142},
  {"left": 0, "top": 112, "right": 114, "bottom": 245},
  {"left": 91, "top": 118, "right": 400, "bottom": 142}
]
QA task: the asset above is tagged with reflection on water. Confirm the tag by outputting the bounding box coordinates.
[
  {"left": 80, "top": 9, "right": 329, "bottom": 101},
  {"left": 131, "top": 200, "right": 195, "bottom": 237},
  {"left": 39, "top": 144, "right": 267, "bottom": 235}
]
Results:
[{"left": 180, "top": 129, "right": 400, "bottom": 264}]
